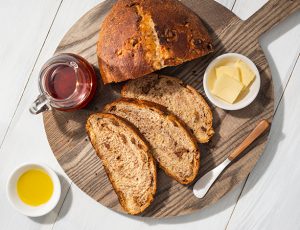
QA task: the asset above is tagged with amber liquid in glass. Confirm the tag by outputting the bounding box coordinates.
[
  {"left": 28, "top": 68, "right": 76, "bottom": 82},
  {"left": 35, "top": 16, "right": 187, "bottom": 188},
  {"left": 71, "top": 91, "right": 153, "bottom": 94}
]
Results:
[
  {"left": 42, "top": 54, "right": 97, "bottom": 111},
  {"left": 45, "top": 65, "right": 77, "bottom": 100}
]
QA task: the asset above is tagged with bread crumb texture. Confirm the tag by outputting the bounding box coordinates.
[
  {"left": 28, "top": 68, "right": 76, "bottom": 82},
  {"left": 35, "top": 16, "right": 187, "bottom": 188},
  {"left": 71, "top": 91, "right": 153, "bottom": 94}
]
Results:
[
  {"left": 122, "top": 75, "right": 214, "bottom": 143},
  {"left": 104, "top": 99, "right": 200, "bottom": 184},
  {"left": 86, "top": 113, "right": 156, "bottom": 214}
]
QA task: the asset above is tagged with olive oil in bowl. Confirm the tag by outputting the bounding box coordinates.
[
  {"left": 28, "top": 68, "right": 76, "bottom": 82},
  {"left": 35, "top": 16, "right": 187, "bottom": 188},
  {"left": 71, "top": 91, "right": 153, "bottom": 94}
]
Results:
[
  {"left": 17, "top": 169, "right": 54, "bottom": 206},
  {"left": 7, "top": 163, "right": 61, "bottom": 217}
]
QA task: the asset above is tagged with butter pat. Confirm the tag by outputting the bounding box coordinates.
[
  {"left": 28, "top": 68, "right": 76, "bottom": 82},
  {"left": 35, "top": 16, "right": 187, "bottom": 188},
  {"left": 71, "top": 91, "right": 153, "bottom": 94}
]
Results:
[
  {"left": 235, "top": 60, "right": 255, "bottom": 87},
  {"left": 216, "top": 66, "right": 240, "bottom": 81},
  {"left": 211, "top": 74, "right": 244, "bottom": 103}
]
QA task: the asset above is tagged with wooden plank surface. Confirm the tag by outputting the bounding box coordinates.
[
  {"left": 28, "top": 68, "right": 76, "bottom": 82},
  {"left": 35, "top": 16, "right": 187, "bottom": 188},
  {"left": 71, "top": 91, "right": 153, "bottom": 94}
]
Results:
[
  {"left": 51, "top": 2, "right": 244, "bottom": 229},
  {"left": 226, "top": 55, "right": 300, "bottom": 230},
  {"left": 225, "top": 7, "right": 300, "bottom": 229},
  {"left": 52, "top": 182, "right": 245, "bottom": 230},
  {"left": 0, "top": 0, "right": 61, "bottom": 145},
  {"left": 0, "top": 0, "right": 242, "bottom": 228},
  {"left": 0, "top": 0, "right": 299, "bottom": 229},
  {"left": 232, "top": 0, "right": 268, "bottom": 20},
  {"left": 215, "top": 0, "right": 235, "bottom": 10},
  {"left": 52, "top": 3, "right": 300, "bottom": 225},
  {"left": 0, "top": 1, "right": 63, "bottom": 230},
  {"left": 52, "top": 0, "right": 300, "bottom": 228},
  {"left": 43, "top": 0, "right": 289, "bottom": 217},
  {"left": 258, "top": 12, "right": 300, "bottom": 106},
  {"left": 0, "top": 0, "right": 102, "bottom": 229}
]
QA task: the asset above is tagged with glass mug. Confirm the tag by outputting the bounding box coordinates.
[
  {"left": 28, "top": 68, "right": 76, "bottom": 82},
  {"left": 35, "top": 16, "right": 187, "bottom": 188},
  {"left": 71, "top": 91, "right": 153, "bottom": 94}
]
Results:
[{"left": 30, "top": 53, "right": 97, "bottom": 114}]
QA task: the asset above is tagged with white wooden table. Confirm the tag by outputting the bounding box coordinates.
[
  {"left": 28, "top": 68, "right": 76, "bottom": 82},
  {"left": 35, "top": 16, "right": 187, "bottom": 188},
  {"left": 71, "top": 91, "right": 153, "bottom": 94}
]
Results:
[{"left": 0, "top": 0, "right": 299, "bottom": 229}]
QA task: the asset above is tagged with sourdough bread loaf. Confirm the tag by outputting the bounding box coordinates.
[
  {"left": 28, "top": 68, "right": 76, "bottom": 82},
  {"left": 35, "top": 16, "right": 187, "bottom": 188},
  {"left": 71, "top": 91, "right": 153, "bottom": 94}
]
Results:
[
  {"left": 103, "top": 98, "right": 200, "bottom": 184},
  {"left": 86, "top": 113, "right": 156, "bottom": 215},
  {"left": 97, "top": 0, "right": 213, "bottom": 84},
  {"left": 122, "top": 74, "right": 214, "bottom": 143}
]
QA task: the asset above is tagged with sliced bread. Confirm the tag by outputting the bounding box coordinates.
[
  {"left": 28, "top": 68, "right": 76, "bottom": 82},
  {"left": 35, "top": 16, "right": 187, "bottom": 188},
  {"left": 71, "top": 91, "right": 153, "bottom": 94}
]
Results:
[
  {"left": 122, "top": 74, "right": 214, "bottom": 143},
  {"left": 86, "top": 113, "right": 156, "bottom": 215},
  {"left": 103, "top": 98, "right": 200, "bottom": 184}
]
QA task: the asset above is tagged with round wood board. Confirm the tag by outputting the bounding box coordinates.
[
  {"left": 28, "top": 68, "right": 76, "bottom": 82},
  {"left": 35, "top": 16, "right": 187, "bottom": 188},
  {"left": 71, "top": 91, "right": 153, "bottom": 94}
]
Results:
[{"left": 43, "top": 0, "right": 298, "bottom": 218}]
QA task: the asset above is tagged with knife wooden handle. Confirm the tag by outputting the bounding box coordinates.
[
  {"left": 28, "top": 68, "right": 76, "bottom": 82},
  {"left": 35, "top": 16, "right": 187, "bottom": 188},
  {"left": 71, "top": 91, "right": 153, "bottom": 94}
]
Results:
[{"left": 228, "top": 120, "right": 270, "bottom": 161}]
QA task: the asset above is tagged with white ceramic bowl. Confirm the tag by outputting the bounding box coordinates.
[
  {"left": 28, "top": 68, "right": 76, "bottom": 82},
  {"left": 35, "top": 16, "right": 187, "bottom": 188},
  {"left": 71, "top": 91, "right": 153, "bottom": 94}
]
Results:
[
  {"left": 7, "top": 163, "right": 61, "bottom": 217},
  {"left": 203, "top": 53, "right": 260, "bottom": 110}
]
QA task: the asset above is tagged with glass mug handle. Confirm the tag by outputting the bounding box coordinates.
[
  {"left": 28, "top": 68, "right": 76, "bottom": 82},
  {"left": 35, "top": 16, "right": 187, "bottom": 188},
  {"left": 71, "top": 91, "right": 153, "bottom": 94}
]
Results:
[{"left": 29, "top": 94, "right": 51, "bottom": 115}]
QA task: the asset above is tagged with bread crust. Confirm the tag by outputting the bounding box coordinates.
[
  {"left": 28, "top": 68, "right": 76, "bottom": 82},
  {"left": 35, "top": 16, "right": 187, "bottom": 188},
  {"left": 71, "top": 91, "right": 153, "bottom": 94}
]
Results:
[
  {"left": 121, "top": 74, "right": 214, "bottom": 143},
  {"left": 104, "top": 98, "right": 200, "bottom": 184},
  {"left": 86, "top": 113, "right": 157, "bottom": 215},
  {"left": 97, "top": 0, "right": 213, "bottom": 84}
]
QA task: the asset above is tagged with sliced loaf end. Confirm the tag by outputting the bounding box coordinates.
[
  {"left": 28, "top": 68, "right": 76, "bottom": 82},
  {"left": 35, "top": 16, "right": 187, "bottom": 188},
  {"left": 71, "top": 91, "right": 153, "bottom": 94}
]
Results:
[{"left": 86, "top": 113, "right": 157, "bottom": 215}]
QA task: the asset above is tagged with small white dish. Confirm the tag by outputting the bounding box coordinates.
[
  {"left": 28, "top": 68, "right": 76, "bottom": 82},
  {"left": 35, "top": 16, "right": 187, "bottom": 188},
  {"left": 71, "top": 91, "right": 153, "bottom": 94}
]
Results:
[
  {"left": 203, "top": 53, "right": 260, "bottom": 110},
  {"left": 7, "top": 163, "right": 61, "bottom": 217}
]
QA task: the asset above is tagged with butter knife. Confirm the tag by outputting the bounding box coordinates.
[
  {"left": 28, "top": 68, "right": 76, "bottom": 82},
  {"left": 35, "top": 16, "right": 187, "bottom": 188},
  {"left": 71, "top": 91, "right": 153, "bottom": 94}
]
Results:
[{"left": 193, "top": 120, "right": 270, "bottom": 198}]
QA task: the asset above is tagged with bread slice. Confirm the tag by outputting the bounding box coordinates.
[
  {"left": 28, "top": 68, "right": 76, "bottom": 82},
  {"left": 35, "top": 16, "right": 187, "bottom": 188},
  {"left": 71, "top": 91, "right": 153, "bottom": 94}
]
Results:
[
  {"left": 122, "top": 74, "right": 214, "bottom": 143},
  {"left": 86, "top": 113, "right": 156, "bottom": 215},
  {"left": 97, "top": 0, "right": 213, "bottom": 84},
  {"left": 103, "top": 98, "right": 200, "bottom": 184}
]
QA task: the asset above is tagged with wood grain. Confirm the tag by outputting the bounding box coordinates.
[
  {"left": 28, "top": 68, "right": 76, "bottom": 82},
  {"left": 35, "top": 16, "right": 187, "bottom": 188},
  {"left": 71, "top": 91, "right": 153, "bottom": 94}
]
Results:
[
  {"left": 233, "top": 0, "right": 268, "bottom": 21},
  {"left": 227, "top": 55, "right": 300, "bottom": 230},
  {"left": 214, "top": 0, "right": 235, "bottom": 10},
  {"left": 43, "top": 0, "right": 298, "bottom": 217},
  {"left": 228, "top": 120, "right": 270, "bottom": 161}
]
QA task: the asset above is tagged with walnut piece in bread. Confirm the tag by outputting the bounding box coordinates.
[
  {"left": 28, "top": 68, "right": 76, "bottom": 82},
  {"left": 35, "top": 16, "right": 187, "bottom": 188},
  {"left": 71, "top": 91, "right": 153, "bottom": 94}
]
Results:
[{"left": 97, "top": 0, "right": 213, "bottom": 84}]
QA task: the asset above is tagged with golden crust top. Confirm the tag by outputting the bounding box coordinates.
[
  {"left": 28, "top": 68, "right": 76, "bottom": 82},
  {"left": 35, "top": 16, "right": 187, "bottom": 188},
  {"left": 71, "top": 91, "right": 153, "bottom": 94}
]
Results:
[{"left": 97, "top": 0, "right": 213, "bottom": 84}]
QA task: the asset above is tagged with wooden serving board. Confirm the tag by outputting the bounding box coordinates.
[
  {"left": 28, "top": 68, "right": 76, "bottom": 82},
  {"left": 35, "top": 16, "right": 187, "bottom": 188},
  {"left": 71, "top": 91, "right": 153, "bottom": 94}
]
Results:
[{"left": 43, "top": 0, "right": 300, "bottom": 217}]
